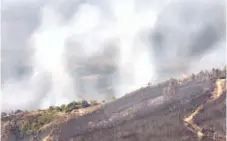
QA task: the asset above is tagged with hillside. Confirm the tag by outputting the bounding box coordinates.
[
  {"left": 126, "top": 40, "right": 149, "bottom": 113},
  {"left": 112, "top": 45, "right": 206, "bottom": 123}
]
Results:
[{"left": 1, "top": 67, "right": 226, "bottom": 141}]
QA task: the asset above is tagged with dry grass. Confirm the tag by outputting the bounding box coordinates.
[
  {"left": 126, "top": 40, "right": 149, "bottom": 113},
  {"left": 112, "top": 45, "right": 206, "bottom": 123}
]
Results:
[{"left": 42, "top": 136, "right": 54, "bottom": 141}]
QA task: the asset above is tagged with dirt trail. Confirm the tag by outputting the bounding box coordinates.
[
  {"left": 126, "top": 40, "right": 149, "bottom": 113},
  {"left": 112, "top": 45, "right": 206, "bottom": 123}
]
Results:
[{"left": 183, "top": 79, "right": 226, "bottom": 141}]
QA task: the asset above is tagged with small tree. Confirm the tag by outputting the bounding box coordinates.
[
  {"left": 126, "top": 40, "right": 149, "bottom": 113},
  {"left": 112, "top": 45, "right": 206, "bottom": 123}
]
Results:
[
  {"left": 191, "top": 73, "right": 196, "bottom": 80},
  {"left": 61, "top": 104, "right": 66, "bottom": 111},
  {"left": 63, "top": 102, "right": 77, "bottom": 113},
  {"left": 81, "top": 100, "right": 90, "bottom": 108},
  {"left": 224, "top": 66, "right": 227, "bottom": 72},
  {"left": 54, "top": 106, "right": 61, "bottom": 112},
  {"left": 67, "top": 102, "right": 76, "bottom": 108},
  {"left": 72, "top": 101, "right": 78, "bottom": 105},
  {"left": 1, "top": 112, "right": 7, "bottom": 117},
  {"left": 147, "top": 82, "right": 152, "bottom": 87},
  {"left": 15, "top": 109, "right": 23, "bottom": 114},
  {"left": 48, "top": 106, "right": 54, "bottom": 111}
]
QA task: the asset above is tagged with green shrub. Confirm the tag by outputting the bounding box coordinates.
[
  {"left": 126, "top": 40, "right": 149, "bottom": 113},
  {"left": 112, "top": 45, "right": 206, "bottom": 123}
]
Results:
[
  {"left": 72, "top": 101, "right": 78, "bottom": 105},
  {"left": 64, "top": 106, "right": 75, "bottom": 113},
  {"left": 54, "top": 106, "right": 61, "bottom": 112},
  {"left": 63, "top": 102, "right": 77, "bottom": 113},
  {"left": 21, "top": 111, "right": 57, "bottom": 134},
  {"left": 69, "top": 102, "right": 75, "bottom": 108},
  {"left": 22, "top": 122, "right": 32, "bottom": 134},
  {"left": 61, "top": 104, "right": 66, "bottom": 110}
]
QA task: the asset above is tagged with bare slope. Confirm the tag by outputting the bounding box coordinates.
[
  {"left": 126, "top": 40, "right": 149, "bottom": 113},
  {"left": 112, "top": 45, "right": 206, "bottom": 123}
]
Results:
[{"left": 1, "top": 68, "right": 226, "bottom": 141}]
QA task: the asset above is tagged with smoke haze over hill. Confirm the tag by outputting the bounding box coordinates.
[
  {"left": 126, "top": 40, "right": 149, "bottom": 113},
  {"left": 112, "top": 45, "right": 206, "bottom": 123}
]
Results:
[{"left": 1, "top": 0, "right": 226, "bottom": 112}]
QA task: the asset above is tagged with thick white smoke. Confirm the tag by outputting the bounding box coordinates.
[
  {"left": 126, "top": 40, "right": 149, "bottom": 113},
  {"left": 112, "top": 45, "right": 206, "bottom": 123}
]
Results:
[
  {"left": 31, "top": 6, "right": 78, "bottom": 108},
  {"left": 1, "top": 0, "right": 226, "bottom": 112},
  {"left": 31, "top": 0, "right": 163, "bottom": 100}
]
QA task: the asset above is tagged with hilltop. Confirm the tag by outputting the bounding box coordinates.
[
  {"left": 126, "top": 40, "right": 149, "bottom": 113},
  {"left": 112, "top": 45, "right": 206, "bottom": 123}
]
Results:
[
  {"left": 1, "top": 67, "right": 226, "bottom": 141},
  {"left": 1, "top": 100, "right": 103, "bottom": 140}
]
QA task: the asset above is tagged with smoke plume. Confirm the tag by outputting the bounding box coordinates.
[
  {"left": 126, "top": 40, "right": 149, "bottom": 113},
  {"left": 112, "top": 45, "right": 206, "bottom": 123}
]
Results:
[{"left": 1, "top": 0, "right": 226, "bottom": 112}]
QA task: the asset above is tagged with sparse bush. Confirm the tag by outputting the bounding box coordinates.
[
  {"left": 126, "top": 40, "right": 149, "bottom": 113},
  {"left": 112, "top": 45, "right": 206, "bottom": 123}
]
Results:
[
  {"left": 54, "top": 106, "right": 61, "bottom": 112},
  {"left": 1, "top": 112, "right": 7, "bottom": 117},
  {"left": 81, "top": 100, "right": 90, "bottom": 108},
  {"left": 48, "top": 106, "right": 54, "bottom": 111},
  {"left": 147, "top": 82, "right": 152, "bottom": 87},
  {"left": 72, "top": 101, "right": 78, "bottom": 105},
  {"left": 63, "top": 101, "right": 81, "bottom": 113},
  {"left": 90, "top": 100, "right": 98, "bottom": 106},
  {"left": 61, "top": 104, "right": 66, "bottom": 110},
  {"left": 64, "top": 105, "right": 75, "bottom": 113},
  {"left": 15, "top": 109, "right": 23, "bottom": 114},
  {"left": 191, "top": 73, "right": 196, "bottom": 80},
  {"left": 223, "top": 66, "right": 227, "bottom": 74},
  {"left": 58, "top": 100, "right": 95, "bottom": 113},
  {"left": 169, "top": 78, "right": 177, "bottom": 85},
  {"left": 67, "top": 102, "right": 75, "bottom": 108},
  {"left": 22, "top": 122, "right": 32, "bottom": 134},
  {"left": 75, "top": 104, "right": 82, "bottom": 109},
  {"left": 21, "top": 111, "right": 57, "bottom": 134},
  {"left": 64, "top": 108, "right": 73, "bottom": 113},
  {"left": 43, "top": 136, "right": 54, "bottom": 141}
]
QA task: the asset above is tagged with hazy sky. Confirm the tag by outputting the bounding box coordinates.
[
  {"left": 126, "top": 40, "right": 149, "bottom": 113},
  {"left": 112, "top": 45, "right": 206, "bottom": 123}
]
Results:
[{"left": 1, "top": 0, "right": 226, "bottom": 111}]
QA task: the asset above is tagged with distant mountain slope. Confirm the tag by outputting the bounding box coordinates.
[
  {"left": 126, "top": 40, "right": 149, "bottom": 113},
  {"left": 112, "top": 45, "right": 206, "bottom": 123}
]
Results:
[{"left": 1, "top": 67, "right": 226, "bottom": 141}]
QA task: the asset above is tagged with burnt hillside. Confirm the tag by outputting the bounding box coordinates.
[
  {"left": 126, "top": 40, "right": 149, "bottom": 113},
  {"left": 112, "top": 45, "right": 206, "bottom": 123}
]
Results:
[{"left": 1, "top": 67, "right": 226, "bottom": 141}]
